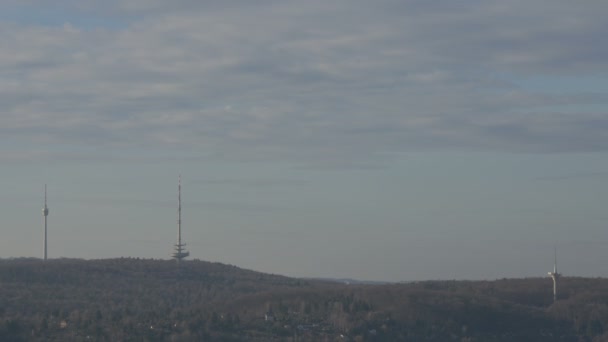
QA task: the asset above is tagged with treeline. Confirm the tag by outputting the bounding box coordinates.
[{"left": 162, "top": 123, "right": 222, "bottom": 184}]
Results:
[{"left": 1, "top": 258, "right": 608, "bottom": 341}]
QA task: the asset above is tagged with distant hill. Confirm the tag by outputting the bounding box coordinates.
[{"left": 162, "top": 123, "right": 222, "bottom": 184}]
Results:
[
  {"left": 1, "top": 258, "right": 607, "bottom": 341},
  {"left": 306, "top": 277, "right": 392, "bottom": 285}
]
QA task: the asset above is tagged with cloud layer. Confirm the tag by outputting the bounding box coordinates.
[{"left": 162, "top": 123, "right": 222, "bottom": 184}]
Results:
[{"left": 2, "top": 0, "right": 607, "bottom": 163}]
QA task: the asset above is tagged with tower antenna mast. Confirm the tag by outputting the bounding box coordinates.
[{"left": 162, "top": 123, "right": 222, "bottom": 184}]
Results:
[
  {"left": 172, "top": 175, "right": 189, "bottom": 263},
  {"left": 42, "top": 184, "right": 49, "bottom": 260}
]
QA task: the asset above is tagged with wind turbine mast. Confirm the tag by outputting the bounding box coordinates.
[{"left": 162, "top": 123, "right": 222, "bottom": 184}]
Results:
[
  {"left": 172, "top": 175, "right": 189, "bottom": 263},
  {"left": 42, "top": 184, "right": 49, "bottom": 261},
  {"left": 548, "top": 246, "right": 560, "bottom": 303}
]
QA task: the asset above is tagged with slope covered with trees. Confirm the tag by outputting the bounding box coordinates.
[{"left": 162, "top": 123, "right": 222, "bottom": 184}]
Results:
[{"left": 0, "top": 258, "right": 607, "bottom": 341}]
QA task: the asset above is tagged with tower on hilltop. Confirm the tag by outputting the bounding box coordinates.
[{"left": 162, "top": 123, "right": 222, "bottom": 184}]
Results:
[
  {"left": 43, "top": 185, "right": 49, "bottom": 261},
  {"left": 172, "top": 175, "right": 189, "bottom": 263}
]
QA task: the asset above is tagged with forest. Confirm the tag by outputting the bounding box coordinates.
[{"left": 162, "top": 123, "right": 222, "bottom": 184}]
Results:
[{"left": 1, "top": 258, "right": 608, "bottom": 341}]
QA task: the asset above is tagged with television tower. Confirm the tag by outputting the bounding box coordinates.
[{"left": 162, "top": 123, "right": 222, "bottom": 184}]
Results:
[
  {"left": 42, "top": 184, "right": 49, "bottom": 260},
  {"left": 172, "top": 175, "right": 189, "bottom": 263},
  {"left": 547, "top": 247, "right": 560, "bottom": 303}
]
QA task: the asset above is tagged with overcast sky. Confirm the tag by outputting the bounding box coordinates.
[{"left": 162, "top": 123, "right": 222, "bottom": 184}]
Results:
[{"left": 1, "top": 1, "right": 607, "bottom": 281}]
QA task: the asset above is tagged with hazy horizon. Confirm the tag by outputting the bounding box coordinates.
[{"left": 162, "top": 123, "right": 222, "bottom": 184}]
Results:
[{"left": 1, "top": 1, "right": 607, "bottom": 282}]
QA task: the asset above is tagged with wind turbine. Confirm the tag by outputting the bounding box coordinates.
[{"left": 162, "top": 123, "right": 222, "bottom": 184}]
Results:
[{"left": 547, "top": 247, "right": 560, "bottom": 303}]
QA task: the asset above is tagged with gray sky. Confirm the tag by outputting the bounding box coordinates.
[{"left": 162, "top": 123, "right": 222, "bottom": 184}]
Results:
[{"left": 1, "top": 1, "right": 607, "bottom": 281}]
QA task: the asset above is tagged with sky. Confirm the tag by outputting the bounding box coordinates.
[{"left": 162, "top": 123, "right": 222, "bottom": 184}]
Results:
[{"left": 1, "top": 0, "right": 607, "bottom": 282}]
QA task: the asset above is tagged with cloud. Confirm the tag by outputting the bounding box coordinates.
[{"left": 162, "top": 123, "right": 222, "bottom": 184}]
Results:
[{"left": 1, "top": 0, "right": 607, "bottom": 164}]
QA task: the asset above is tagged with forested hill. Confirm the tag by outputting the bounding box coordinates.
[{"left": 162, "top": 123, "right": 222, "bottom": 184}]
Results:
[{"left": 1, "top": 258, "right": 608, "bottom": 341}]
